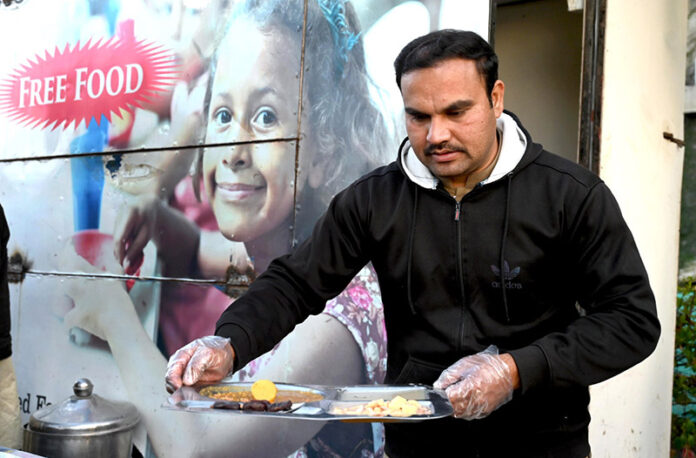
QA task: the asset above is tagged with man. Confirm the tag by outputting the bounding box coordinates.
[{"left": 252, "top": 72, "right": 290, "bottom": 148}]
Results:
[
  {"left": 0, "top": 204, "right": 21, "bottom": 449},
  {"left": 166, "top": 30, "right": 660, "bottom": 457}
]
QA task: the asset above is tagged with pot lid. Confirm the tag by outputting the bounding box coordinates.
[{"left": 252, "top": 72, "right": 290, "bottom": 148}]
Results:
[{"left": 28, "top": 378, "right": 139, "bottom": 435}]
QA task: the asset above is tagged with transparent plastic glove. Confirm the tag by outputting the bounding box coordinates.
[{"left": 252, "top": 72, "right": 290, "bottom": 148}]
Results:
[
  {"left": 165, "top": 336, "right": 235, "bottom": 392},
  {"left": 433, "top": 345, "right": 515, "bottom": 420}
]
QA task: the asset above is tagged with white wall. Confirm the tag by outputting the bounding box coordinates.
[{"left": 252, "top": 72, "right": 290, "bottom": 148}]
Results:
[{"left": 589, "top": 0, "right": 687, "bottom": 456}]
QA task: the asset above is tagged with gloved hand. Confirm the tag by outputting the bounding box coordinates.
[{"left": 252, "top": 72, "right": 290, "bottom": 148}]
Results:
[
  {"left": 433, "top": 345, "right": 517, "bottom": 420},
  {"left": 165, "top": 336, "right": 235, "bottom": 392}
]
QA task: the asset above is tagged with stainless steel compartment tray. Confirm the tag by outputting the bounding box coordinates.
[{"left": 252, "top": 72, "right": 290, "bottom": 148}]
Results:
[{"left": 164, "top": 381, "right": 453, "bottom": 422}]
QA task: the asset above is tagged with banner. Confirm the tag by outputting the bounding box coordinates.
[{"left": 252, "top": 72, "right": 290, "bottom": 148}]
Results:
[{"left": 0, "top": 1, "right": 490, "bottom": 455}]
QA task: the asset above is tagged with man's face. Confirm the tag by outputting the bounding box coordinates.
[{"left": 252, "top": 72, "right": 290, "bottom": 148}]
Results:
[{"left": 400, "top": 58, "right": 504, "bottom": 191}]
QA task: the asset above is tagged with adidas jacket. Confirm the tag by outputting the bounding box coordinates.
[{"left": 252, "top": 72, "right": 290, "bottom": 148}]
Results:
[{"left": 216, "top": 111, "right": 660, "bottom": 457}]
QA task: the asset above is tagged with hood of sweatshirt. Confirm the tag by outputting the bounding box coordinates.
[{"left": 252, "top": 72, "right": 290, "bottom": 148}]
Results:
[{"left": 398, "top": 111, "right": 529, "bottom": 189}]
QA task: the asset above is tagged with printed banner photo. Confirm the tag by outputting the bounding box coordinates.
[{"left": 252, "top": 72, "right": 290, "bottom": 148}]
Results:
[{"left": 0, "top": 0, "right": 490, "bottom": 456}]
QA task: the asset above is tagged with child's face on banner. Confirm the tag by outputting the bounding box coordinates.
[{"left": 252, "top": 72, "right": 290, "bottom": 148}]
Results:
[{"left": 203, "top": 19, "right": 304, "bottom": 243}]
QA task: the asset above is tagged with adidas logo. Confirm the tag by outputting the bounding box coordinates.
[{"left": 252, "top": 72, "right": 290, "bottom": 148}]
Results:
[{"left": 491, "top": 261, "right": 523, "bottom": 289}]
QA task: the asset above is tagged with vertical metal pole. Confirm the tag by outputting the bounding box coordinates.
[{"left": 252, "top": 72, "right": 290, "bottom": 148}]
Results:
[
  {"left": 578, "top": 0, "right": 606, "bottom": 172},
  {"left": 488, "top": 0, "right": 496, "bottom": 47}
]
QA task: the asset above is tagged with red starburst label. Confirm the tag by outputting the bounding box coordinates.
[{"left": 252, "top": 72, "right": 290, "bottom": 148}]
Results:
[{"left": 0, "top": 34, "right": 177, "bottom": 130}]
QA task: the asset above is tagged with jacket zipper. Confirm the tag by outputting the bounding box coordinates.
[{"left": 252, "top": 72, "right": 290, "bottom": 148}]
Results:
[{"left": 455, "top": 200, "right": 466, "bottom": 352}]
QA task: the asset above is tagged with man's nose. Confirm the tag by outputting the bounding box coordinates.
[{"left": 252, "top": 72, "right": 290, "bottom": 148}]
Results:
[{"left": 426, "top": 117, "right": 451, "bottom": 145}]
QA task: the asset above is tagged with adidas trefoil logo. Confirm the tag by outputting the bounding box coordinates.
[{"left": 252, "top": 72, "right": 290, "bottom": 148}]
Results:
[{"left": 491, "top": 261, "right": 522, "bottom": 289}]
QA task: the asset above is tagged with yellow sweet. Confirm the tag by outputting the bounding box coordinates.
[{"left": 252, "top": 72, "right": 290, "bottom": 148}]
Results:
[{"left": 251, "top": 379, "right": 278, "bottom": 402}]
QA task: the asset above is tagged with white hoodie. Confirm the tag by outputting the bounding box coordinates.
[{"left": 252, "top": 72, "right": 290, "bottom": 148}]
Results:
[{"left": 399, "top": 112, "right": 528, "bottom": 190}]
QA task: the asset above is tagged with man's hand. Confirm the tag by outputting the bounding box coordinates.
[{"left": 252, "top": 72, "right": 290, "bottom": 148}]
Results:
[
  {"left": 165, "top": 336, "right": 235, "bottom": 392},
  {"left": 433, "top": 346, "right": 519, "bottom": 420}
]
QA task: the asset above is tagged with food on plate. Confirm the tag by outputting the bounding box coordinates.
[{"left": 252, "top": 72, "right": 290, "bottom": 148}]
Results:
[
  {"left": 331, "top": 396, "right": 431, "bottom": 417},
  {"left": 268, "top": 400, "right": 293, "bottom": 412},
  {"left": 211, "top": 399, "right": 294, "bottom": 412},
  {"left": 199, "top": 382, "right": 323, "bottom": 404},
  {"left": 211, "top": 400, "right": 242, "bottom": 410},
  {"left": 251, "top": 379, "right": 278, "bottom": 402},
  {"left": 243, "top": 400, "right": 270, "bottom": 411}
]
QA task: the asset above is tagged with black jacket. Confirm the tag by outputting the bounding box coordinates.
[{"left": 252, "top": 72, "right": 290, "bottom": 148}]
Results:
[
  {"left": 217, "top": 112, "right": 660, "bottom": 457},
  {"left": 0, "top": 204, "right": 11, "bottom": 360}
]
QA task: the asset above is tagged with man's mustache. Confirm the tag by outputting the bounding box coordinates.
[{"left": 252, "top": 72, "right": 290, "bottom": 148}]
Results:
[{"left": 424, "top": 143, "right": 467, "bottom": 156}]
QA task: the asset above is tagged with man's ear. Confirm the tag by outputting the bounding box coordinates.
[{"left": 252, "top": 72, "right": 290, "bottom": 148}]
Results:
[{"left": 491, "top": 80, "right": 505, "bottom": 117}]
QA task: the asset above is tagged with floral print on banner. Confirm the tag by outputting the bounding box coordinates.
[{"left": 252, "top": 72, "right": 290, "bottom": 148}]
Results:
[
  {"left": 326, "top": 264, "right": 388, "bottom": 385},
  {"left": 231, "top": 264, "right": 388, "bottom": 457}
]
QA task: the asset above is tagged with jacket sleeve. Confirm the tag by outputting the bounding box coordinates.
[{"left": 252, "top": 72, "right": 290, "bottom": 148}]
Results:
[
  {"left": 0, "top": 204, "right": 11, "bottom": 360},
  {"left": 215, "top": 185, "right": 372, "bottom": 371},
  {"left": 509, "top": 182, "right": 661, "bottom": 394}
]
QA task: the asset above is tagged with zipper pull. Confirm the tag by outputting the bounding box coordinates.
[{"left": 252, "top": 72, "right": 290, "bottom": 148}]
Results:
[{"left": 454, "top": 201, "right": 461, "bottom": 221}]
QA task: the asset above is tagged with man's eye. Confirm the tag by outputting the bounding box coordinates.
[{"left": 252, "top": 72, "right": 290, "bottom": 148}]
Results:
[
  {"left": 214, "top": 108, "right": 232, "bottom": 125},
  {"left": 252, "top": 107, "right": 278, "bottom": 129}
]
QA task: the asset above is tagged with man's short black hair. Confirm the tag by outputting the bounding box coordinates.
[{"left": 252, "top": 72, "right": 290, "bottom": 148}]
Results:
[{"left": 394, "top": 29, "right": 499, "bottom": 102}]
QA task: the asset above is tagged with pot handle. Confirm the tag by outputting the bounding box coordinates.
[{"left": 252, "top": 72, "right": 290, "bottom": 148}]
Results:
[{"left": 73, "top": 378, "right": 93, "bottom": 397}]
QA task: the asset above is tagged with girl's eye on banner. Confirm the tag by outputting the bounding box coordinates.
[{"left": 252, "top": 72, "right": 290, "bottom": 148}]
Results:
[{"left": 0, "top": 0, "right": 28, "bottom": 10}]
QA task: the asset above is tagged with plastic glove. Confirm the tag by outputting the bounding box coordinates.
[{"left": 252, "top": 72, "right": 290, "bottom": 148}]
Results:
[
  {"left": 165, "top": 336, "right": 235, "bottom": 391},
  {"left": 433, "top": 345, "right": 516, "bottom": 420}
]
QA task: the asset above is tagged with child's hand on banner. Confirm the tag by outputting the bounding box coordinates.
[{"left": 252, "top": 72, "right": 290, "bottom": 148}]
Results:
[
  {"left": 113, "top": 195, "right": 162, "bottom": 275},
  {"left": 58, "top": 241, "right": 132, "bottom": 344},
  {"left": 169, "top": 73, "right": 208, "bottom": 146}
]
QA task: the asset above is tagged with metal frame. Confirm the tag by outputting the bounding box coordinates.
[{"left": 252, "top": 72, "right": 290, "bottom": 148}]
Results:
[
  {"left": 492, "top": 0, "right": 606, "bottom": 172},
  {"left": 577, "top": 0, "right": 605, "bottom": 172}
]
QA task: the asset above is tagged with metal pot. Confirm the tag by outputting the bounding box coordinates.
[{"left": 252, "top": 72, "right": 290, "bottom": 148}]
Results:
[{"left": 23, "top": 378, "right": 140, "bottom": 458}]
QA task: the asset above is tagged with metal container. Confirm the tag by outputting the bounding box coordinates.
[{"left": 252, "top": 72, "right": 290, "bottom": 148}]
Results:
[{"left": 23, "top": 378, "right": 140, "bottom": 458}]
